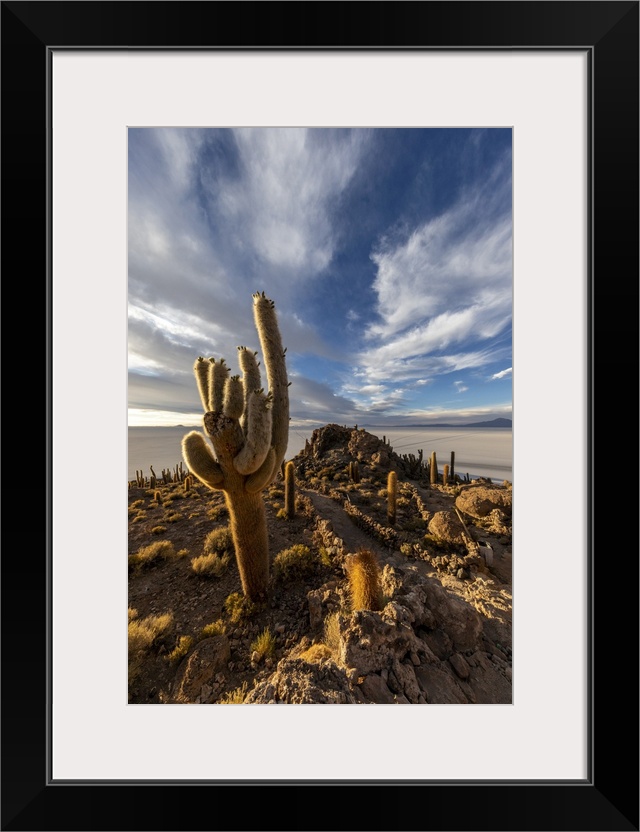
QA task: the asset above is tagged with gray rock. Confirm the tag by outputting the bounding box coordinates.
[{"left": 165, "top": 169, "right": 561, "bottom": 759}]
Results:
[
  {"left": 414, "top": 663, "right": 469, "bottom": 704},
  {"left": 360, "top": 673, "right": 397, "bottom": 703},
  {"left": 428, "top": 511, "right": 468, "bottom": 545},
  {"left": 449, "top": 653, "right": 471, "bottom": 680}
]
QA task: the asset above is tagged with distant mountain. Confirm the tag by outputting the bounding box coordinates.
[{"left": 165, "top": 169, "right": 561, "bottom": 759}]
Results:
[
  {"left": 370, "top": 418, "right": 512, "bottom": 429},
  {"left": 458, "top": 418, "right": 512, "bottom": 428}
]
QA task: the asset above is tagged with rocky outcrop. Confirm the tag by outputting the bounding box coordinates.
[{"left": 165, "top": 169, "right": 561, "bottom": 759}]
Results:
[
  {"left": 170, "top": 635, "right": 231, "bottom": 703},
  {"left": 455, "top": 484, "right": 512, "bottom": 519},
  {"left": 246, "top": 563, "right": 509, "bottom": 705}
]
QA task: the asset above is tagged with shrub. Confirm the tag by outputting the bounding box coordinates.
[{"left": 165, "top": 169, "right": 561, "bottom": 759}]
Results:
[
  {"left": 323, "top": 612, "right": 342, "bottom": 658},
  {"left": 191, "top": 551, "right": 231, "bottom": 577},
  {"left": 165, "top": 512, "right": 183, "bottom": 523},
  {"left": 151, "top": 525, "right": 167, "bottom": 535},
  {"left": 128, "top": 612, "right": 173, "bottom": 681},
  {"left": 250, "top": 627, "right": 276, "bottom": 661},
  {"left": 299, "top": 643, "right": 332, "bottom": 662},
  {"left": 224, "top": 592, "right": 257, "bottom": 624},
  {"left": 276, "top": 508, "right": 288, "bottom": 520},
  {"left": 198, "top": 619, "right": 226, "bottom": 641},
  {"left": 128, "top": 540, "right": 176, "bottom": 569},
  {"left": 272, "top": 544, "right": 315, "bottom": 583},
  {"left": 166, "top": 635, "right": 193, "bottom": 665},
  {"left": 203, "top": 526, "right": 234, "bottom": 556},
  {"left": 219, "top": 681, "right": 248, "bottom": 704}
]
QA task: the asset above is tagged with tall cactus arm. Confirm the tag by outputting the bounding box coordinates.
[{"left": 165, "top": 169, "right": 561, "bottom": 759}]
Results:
[
  {"left": 194, "top": 357, "right": 211, "bottom": 412},
  {"left": 181, "top": 431, "right": 225, "bottom": 489},
  {"left": 208, "top": 358, "right": 230, "bottom": 412},
  {"left": 223, "top": 375, "right": 244, "bottom": 420},
  {"left": 245, "top": 447, "right": 276, "bottom": 494},
  {"left": 238, "top": 347, "right": 262, "bottom": 434},
  {"left": 253, "top": 292, "right": 290, "bottom": 479},
  {"left": 233, "top": 389, "right": 273, "bottom": 475}
]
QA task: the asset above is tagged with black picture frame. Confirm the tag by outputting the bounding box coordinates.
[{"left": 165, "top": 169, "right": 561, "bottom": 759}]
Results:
[{"left": 2, "top": 2, "right": 638, "bottom": 830}]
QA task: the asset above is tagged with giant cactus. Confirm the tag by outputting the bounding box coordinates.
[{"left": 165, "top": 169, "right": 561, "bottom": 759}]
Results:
[{"left": 181, "top": 292, "right": 289, "bottom": 601}]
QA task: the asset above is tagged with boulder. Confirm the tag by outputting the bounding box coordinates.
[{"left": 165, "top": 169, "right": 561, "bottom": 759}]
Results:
[
  {"left": 427, "top": 510, "right": 468, "bottom": 545},
  {"left": 455, "top": 485, "right": 512, "bottom": 519}
]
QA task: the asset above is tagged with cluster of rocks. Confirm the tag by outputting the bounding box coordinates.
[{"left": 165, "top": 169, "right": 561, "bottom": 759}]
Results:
[
  {"left": 245, "top": 561, "right": 511, "bottom": 704},
  {"left": 296, "top": 423, "right": 410, "bottom": 481}
]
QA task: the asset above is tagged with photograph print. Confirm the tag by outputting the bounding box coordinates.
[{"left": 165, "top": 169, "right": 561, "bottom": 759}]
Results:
[{"left": 127, "top": 127, "right": 513, "bottom": 705}]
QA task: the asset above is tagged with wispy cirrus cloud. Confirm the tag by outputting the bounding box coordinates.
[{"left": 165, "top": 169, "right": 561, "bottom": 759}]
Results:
[
  {"left": 491, "top": 367, "right": 512, "bottom": 380},
  {"left": 355, "top": 153, "right": 512, "bottom": 393}
]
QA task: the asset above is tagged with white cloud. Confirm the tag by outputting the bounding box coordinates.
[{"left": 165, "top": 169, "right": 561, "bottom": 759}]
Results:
[
  {"left": 454, "top": 381, "right": 469, "bottom": 393},
  {"left": 210, "top": 128, "right": 368, "bottom": 276},
  {"left": 357, "top": 157, "right": 512, "bottom": 390},
  {"left": 491, "top": 367, "right": 512, "bottom": 380}
]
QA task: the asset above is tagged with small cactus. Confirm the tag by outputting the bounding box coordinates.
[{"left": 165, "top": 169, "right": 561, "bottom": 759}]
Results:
[
  {"left": 387, "top": 470, "right": 397, "bottom": 526},
  {"left": 153, "top": 489, "right": 162, "bottom": 503},
  {"left": 284, "top": 461, "right": 295, "bottom": 519},
  {"left": 443, "top": 464, "right": 449, "bottom": 486},
  {"left": 184, "top": 475, "right": 192, "bottom": 491},
  {"left": 450, "top": 451, "right": 455, "bottom": 479},
  {"left": 346, "top": 548, "right": 384, "bottom": 611},
  {"left": 348, "top": 460, "right": 360, "bottom": 483},
  {"left": 430, "top": 451, "right": 438, "bottom": 485}
]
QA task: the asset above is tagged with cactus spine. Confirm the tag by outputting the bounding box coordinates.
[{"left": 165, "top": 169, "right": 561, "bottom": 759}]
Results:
[
  {"left": 347, "top": 548, "right": 383, "bottom": 611},
  {"left": 284, "top": 461, "right": 295, "bottom": 519},
  {"left": 430, "top": 451, "right": 437, "bottom": 485},
  {"left": 387, "top": 470, "right": 397, "bottom": 526},
  {"left": 182, "top": 292, "right": 289, "bottom": 602},
  {"left": 443, "top": 464, "right": 449, "bottom": 486}
]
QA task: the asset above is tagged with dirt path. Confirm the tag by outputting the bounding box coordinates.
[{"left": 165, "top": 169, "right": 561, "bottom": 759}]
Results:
[{"left": 300, "top": 488, "right": 395, "bottom": 561}]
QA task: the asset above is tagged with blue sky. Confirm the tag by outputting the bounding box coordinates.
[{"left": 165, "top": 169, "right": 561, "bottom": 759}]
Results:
[{"left": 128, "top": 128, "right": 512, "bottom": 428}]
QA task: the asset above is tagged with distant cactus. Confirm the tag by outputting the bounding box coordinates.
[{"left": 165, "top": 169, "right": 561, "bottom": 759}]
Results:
[
  {"left": 346, "top": 548, "right": 384, "bottom": 611},
  {"left": 284, "top": 461, "right": 295, "bottom": 519},
  {"left": 182, "top": 293, "right": 289, "bottom": 602},
  {"left": 450, "top": 451, "right": 455, "bottom": 479},
  {"left": 387, "top": 470, "right": 397, "bottom": 526},
  {"left": 349, "top": 460, "right": 360, "bottom": 483},
  {"left": 443, "top": 464, "right": 449, "bottom": 486},
  {"left": 430, "top": 451, "right": 438, "bottom": 485},
  {"left": 183, "top": 475, "right": 192, "bottom": 491},
  {"left": 153, "top": 490, "right": 162, "bottom": 503}
]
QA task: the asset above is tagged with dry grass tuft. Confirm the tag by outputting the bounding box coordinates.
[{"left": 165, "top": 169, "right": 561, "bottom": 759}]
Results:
[
  {"left": 219, "top": 681, "right": 249, "bottom": 704},
  {"left": 191, "top": 551, "right": 230, "bottom": 577},
  {"left": 166, "top": 635, "right": 193, "bottom": 665},
  {"left": 128, "top": 540, "right": 177, "bottom": 569},
  {"left": 128, "top": 612, "right": 173, "bottom": 682},
  {"left": 299, "top": 643, "right": 332, "bottom": 662},
  {"left": 272, "top": 544, "right": 315, "bottom": 583},
  {"left": 323, "top": 611, "right": 342, "bottom": 658},
  {"left": 250, "top": 628, "right": 276, "bottom": 661},
  {"left": 198, "top": 619, "right": 226, "bottom": 641}
]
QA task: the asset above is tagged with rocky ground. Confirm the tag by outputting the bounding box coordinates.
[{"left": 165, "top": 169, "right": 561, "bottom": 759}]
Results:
[{"left": 128, "top": 424, "right": 512, "bottom": 705}]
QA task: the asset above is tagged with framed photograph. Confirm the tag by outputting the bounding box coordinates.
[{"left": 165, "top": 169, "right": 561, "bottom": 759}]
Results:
[{"left": 3, "top": 2, "right": 637, "bottom": 830}]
